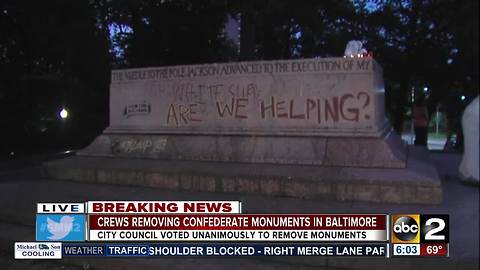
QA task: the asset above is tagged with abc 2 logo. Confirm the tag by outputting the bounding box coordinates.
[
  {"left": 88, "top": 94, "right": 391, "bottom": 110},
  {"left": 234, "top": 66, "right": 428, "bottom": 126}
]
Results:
[{"left": 391, "top": 214, "right": 449, "bottom": 244}]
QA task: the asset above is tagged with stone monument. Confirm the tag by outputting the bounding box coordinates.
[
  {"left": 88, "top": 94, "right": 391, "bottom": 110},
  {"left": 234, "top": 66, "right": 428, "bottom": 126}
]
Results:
[
  {"left": 79, "top": 58, "right": 405, "bottom": 168},
  {"left": 45, "top": 57, "right": 442, "bottom": 204}
]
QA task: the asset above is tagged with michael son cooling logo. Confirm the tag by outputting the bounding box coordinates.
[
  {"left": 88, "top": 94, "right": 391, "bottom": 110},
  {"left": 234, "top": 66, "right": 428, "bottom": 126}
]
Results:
[
  {"left": 391, "top": 214, "right": 449, "bottom": 244},
  {"left": 14, "top": 242, "right": 62, "bottom": 259}
]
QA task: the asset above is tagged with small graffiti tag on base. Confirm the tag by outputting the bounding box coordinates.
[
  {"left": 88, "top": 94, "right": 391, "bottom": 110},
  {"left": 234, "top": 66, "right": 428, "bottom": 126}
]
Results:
[{"left": 111, "top": 138, "right": 167, "bottom": 155}]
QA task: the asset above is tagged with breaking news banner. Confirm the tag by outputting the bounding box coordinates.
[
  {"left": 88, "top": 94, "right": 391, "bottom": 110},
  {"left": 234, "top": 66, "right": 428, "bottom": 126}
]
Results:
[
  {"left": 37, "top": 201, "right": 243, "bottom": 214},
  {"left": 87, "top": 214, "right": 387, "bottom": 242},
  {"left": 13, "top": 201, "right": 450, "bottom": 259},
  {"left": 391, "top": 214, "right": 450, "bottom": 257}
]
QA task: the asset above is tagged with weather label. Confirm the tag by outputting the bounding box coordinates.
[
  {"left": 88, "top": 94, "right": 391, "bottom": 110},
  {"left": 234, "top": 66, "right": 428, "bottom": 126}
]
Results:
[{"left": 36, "top": 214, "right": 86, "bottom": 242}]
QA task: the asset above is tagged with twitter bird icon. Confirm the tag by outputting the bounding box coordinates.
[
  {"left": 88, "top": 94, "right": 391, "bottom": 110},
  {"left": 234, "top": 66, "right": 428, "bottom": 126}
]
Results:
[
  {"left": 47, "top": 216, "right": 74, "bottom": 240},
  {"left": 37, "top": 214, "right": 85, "bottom": 241}
]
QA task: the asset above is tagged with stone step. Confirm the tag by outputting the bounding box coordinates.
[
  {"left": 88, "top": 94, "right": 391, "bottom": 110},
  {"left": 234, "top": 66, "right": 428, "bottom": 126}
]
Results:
[{"left": 43, "top": 146, "right": 441, "bottom": 204}]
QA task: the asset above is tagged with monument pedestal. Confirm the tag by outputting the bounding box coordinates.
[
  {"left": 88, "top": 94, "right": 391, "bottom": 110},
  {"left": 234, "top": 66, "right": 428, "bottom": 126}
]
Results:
[
  {"left": 44, "top": 57, "right": 441, "bottom": 203},
  {"left": 45, "top": 146, "right": 440, "bottom": 204},
  {"left": 78, "top": 127, "right": 405, "bottom": 168}
]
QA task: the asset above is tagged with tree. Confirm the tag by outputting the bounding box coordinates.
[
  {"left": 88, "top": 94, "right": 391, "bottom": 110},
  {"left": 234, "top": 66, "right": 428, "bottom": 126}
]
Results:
[
  {"left": 0, "top": 0, "right": 111, "bottom": 153},
  {"left": 231, "top": 0, "right": 356, "bottom": 60},
  {"left": 99, "top": 0, "right": 233, "bottom": 67},
  {"left": 354, "top": 0, "right": 474, "bottom": 134}
]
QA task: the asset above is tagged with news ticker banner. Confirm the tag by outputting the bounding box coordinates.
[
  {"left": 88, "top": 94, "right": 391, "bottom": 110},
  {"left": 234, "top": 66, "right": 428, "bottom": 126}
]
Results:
[
  {"left": 16, "top": 243, "right": 388, "bottom": 258},
  {"left": 15, "top": 201, "right": 450, "bottom": 259}
]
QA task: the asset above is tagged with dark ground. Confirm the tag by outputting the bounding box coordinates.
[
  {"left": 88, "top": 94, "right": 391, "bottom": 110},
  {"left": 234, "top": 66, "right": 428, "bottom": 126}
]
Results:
[{"left": 0, "top": 151, "right": 478, "bottom": 270}]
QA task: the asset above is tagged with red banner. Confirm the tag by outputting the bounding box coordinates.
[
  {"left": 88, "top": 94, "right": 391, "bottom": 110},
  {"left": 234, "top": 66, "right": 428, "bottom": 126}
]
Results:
[{"left": 88, "top": 214, "right": 386, "bottom": 230}]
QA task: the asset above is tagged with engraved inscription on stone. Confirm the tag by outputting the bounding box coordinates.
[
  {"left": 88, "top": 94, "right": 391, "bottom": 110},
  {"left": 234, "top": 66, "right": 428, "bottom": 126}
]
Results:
[{"left": 108, "top": 58, "right": 385, "bottom": 136}]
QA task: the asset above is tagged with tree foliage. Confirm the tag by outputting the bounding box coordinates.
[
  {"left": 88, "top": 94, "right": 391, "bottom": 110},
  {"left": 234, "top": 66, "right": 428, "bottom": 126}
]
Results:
[{"left": 0, "top": 0, "right": 477, "bottom": 153}]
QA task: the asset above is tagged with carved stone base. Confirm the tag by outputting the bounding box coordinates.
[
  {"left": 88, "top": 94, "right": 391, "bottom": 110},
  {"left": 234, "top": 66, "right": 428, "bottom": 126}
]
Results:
[
  {"left": 45, "top": 147, "right": 440, "bottom": 204},
  {"left": 78, "top": 129, "right": 406, "bottom": 168}
]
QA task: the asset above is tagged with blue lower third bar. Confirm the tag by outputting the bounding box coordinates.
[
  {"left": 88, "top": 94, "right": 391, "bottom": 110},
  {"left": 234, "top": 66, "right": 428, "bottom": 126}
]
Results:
[
  {"left": 63, "top": 244, "right": 388, "bottom": 257},
  {"left": 63, "top": 244, "right": 105, "bottom": 257}
]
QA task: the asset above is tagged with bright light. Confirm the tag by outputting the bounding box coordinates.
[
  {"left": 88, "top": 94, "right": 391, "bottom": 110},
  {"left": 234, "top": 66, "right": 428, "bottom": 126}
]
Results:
[
  {"left": 423, "top": 87, "right": 429, "bottom": 92},
  {"left": 59, "top": 108, "right": 69, "bottom": 119},
  {"left": 460, "top": 95, "right": 466, "bottom": 101}
]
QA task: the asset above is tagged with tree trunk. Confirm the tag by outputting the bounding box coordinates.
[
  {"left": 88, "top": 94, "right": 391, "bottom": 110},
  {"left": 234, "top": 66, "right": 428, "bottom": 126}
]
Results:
[
  {"left": 240, "top": 8, "right": 256, "bottom": 61},
  {"left": 393, "top": 77, "right": 409, "bottom": 134}
]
